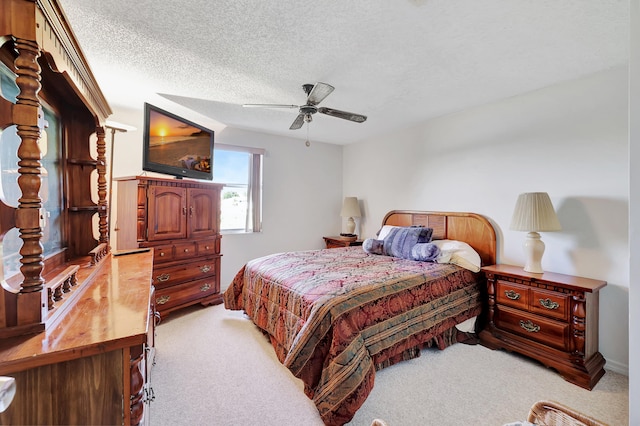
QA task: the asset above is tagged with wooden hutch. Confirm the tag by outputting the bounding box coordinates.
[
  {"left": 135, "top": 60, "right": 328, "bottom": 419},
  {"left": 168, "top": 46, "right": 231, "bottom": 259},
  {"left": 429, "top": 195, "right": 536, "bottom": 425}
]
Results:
[{"left": 0, "top": 0, "right": 155, "bottom": 424}]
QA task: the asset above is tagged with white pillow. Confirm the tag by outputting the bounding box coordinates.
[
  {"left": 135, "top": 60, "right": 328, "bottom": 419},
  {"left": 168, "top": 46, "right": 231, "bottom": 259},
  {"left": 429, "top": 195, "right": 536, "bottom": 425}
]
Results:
[
  {"left": 432, "top": 239, "right": 482, "bottom": 272},
  {"left": 375, "top": 225, "right": 399, "bottom": 241}
]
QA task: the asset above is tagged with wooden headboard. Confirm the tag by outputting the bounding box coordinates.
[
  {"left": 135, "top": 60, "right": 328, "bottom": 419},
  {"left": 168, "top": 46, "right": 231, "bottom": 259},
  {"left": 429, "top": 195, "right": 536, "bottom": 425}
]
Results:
[{"left": 382, "top": 210, "right": 497, "bottom": 266}]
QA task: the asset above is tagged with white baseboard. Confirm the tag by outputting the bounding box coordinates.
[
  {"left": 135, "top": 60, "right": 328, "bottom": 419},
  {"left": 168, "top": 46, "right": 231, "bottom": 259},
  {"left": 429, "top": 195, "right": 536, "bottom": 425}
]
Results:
[{"left": 605, "top": 358, "right": 629, "bottom": 376}]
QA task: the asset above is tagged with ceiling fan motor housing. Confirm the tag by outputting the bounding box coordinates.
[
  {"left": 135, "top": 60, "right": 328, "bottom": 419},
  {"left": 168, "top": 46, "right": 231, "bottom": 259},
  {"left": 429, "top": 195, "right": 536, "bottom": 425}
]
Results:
[{"left": 299, "top": 105, "right": 318, "bottom": 115}]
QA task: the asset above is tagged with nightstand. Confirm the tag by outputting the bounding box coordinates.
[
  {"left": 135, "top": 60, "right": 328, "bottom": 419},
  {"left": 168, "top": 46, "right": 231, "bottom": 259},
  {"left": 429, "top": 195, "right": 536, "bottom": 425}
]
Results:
[
  {"left": 478, "top": 264, "right": 607, "bottom": 390},
  {"left": 323, "top": 236, "right": 363, "bottom": 249}
]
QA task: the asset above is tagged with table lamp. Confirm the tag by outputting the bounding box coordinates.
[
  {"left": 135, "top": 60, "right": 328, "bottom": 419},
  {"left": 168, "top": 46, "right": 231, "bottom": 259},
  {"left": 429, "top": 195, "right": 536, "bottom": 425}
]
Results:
[
  {"left": 340, "top": 197, "right": 361, "bottom": 237},
  {"left": 510, "top": 192, "right": 561, "bottom": 273}
]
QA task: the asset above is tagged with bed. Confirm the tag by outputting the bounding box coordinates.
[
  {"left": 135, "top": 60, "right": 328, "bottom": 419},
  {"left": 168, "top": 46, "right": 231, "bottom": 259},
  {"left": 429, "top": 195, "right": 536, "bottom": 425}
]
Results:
[{"left": 223, "top": 210, "right": 497, "bottom": 425}]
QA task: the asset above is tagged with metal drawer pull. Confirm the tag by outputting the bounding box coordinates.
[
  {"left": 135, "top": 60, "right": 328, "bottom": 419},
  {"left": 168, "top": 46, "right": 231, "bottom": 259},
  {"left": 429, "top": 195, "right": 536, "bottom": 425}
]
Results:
[
  {"left": 539, "top": 298, "right": 559, "bottom": 310},
  {"left": 505, "top": 290, "right": 521, "bottom": 300},
  {"left": 156, "top": 295, "right": 171, "bottom": 305},
  {"left": 156, "top": 273, "right": 170, "bottom": 282},
  {"left": 200, "top": 283, "right": 211, "bottom": 292},
  {"left": 200, "top": 265, "right": 211, "bottom": 273},
  {"left": 183, "top": 248, "right": 189, "bottom": 253},
  {"left": 519, "top": 320, "right": 540, "bottom": 333}
]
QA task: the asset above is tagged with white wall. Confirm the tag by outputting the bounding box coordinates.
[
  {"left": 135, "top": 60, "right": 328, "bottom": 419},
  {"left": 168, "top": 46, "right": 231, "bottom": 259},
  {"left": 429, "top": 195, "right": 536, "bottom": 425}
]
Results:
[
  {"left": 629, "top": 1, "right": 638, "bottom": 424},
  {"left": 343, "top": 67, "right": 630, "bottom": 375},
  {"left": 106, "top": 104, "right": 343, "bottom": 289}
]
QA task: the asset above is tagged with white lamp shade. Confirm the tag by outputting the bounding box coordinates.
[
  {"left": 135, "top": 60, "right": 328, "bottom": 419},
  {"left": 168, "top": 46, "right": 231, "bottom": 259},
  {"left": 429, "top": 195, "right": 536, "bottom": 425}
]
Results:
[
  {"left": 340, "top": 197, "right": 361, "bottom": 218},
  {"left": 510, "top": 192, "right": 561, "bottom": 232}
]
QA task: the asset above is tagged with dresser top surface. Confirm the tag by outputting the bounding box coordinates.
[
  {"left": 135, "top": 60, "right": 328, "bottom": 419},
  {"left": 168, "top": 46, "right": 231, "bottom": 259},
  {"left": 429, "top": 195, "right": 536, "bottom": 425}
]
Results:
[
  {"left": 0, "top": 251, "right": 154, "bottom": 374},
  {"left": 482, "top": 264, "right": 607, "bottom": 292}
]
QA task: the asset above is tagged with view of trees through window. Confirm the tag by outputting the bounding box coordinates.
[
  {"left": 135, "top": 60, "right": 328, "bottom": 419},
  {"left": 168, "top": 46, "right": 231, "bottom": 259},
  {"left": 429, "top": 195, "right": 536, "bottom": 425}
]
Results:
[{"left": 213, "top": 147, "right": 262, "bottom": 232}]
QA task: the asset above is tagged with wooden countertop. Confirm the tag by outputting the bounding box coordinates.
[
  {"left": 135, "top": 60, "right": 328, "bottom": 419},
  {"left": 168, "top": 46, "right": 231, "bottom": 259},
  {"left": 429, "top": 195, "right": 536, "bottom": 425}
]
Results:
[{"left": 0, "top": 251, "right": 154, "bottom": 375}]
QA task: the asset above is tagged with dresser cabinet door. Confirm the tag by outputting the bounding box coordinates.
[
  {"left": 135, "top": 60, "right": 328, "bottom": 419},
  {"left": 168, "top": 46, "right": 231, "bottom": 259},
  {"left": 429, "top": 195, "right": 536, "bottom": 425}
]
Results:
[
  {"left": 147, "top": 186, "right": 187, "bottom": 241},
  {"left": 187, "top": 187, "right": 220, "bottom": 238}
]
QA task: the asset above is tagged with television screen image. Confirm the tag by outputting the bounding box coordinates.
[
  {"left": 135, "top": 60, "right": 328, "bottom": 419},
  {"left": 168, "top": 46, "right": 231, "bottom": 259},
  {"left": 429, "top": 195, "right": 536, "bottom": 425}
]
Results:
[{"left": 142, "top": 103, "right": 214, "bottom": 180}]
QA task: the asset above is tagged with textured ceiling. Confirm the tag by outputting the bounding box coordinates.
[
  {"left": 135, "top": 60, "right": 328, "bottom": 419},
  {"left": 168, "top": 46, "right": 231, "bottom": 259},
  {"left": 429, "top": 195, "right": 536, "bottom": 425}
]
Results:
[{"left": 57, "top": 0, "right": 628, "bottom": 145}]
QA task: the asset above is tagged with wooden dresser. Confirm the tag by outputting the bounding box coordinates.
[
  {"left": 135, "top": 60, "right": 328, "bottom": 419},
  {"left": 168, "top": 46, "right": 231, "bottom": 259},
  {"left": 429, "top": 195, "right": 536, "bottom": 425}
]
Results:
[
  {"left": 479, "top": 264, "right": 607, "bottom": 390},
  {"left": 116, "top": 176, "right": 223, "bottom": 318},
  {"left": 0, "top": 251, "right": 155, "bottom": 425}
]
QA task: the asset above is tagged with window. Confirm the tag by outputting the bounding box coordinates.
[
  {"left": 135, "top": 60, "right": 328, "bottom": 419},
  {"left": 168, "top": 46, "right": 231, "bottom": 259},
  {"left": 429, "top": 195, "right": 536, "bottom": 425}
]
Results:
[{"left": 212, "top": 144, "right": 264, "bottom": 233}]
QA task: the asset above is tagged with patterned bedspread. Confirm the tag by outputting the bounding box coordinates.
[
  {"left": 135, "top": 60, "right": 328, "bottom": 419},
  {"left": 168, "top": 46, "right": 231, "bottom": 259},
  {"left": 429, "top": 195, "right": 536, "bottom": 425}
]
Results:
[{"left": 223, "top": 246, "right": 482, "bottom": 425}]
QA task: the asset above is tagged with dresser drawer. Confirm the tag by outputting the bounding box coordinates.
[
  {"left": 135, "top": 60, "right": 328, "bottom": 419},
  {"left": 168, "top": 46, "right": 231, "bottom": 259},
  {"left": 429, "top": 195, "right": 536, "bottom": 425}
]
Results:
[
  {"left": 495, "top": 280, "right": 529, "bottom": 310},
  {"left": 152, "top": 258, "right": 217, "bottom": 288},
  {"left": 530, "top": 288, "right": 570, "bottom": 321},
  {"left": 155, "top": 277, "right": 218, "bottom": 311},
  {"left": 151, "top": 244, "right": 174, "bottom": 264},
  {"left": 197, "top": 238, "right": 219, "bottom": 256},
  {"left": 494, "top": 306, "right": 569, "bottom": 351},
  {"left": 173, "top": 241, "right": 197, "bottom": 260}
]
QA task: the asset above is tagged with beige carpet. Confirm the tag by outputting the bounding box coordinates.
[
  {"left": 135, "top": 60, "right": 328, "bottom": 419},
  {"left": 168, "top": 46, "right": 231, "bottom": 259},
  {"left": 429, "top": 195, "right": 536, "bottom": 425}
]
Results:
[{"left": 150, "top": 304, "right": 628, "bottom": 426}]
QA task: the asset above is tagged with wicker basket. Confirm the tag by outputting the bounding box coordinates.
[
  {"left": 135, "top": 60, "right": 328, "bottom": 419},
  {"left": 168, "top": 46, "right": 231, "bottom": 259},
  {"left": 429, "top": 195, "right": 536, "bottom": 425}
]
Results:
[{"left": 527, "top": 400, "right": 609, "bottom": 426}]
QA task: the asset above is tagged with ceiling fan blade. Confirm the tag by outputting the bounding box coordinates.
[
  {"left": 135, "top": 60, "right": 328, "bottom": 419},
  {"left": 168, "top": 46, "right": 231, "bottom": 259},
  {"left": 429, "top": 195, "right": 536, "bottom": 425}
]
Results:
[
  {"left": 243, "top": 104, "right": 299, "bottom": 109},
  {"left": 318, "top": 107, "right": 367, "bottom": 123},
  {"left": 289, "top": 113, "right": 305, "bottom": 130},
  {"left": 306, "top": 82, "right": 335, "bottom": 106}
]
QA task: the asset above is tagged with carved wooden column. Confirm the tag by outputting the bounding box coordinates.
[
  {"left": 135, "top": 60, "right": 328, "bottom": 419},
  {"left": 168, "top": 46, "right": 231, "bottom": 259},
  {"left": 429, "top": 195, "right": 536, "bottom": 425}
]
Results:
[
  {"left": 96, "top": 126, "right": 109, "bottom": 244},
  {"left": 485, "top": 272, "right": 496, "bottom": 328},
  {"left": 129, "top": 345, "right": 146, "bottom": 425},
  {"left": 13, "top": 36, "right": 45, "bottom": 326},
  {"left": 571, "top": 294, "right": 587, "bottom": 363}
]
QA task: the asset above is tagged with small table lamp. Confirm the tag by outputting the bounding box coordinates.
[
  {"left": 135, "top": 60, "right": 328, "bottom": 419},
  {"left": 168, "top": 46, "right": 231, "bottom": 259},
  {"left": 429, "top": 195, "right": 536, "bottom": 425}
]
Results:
[
  {"left": 510, "top": 192, "right": 561, "bottom": 273},
  {"left": 340, "top": 197, "right": 361, "bottom": 237}
]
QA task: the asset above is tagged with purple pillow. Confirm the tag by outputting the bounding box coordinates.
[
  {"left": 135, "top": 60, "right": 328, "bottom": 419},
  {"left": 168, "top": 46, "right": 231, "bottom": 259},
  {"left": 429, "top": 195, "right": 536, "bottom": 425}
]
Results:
[
  {"left": 382, "top": 226, "right": 434, "bottom": 259},
  {"left": 362, "top": 238, "right": 384, "bottom": 255},
  {"left": 411, "top": 243, "right": 441, "bottom": 262}
]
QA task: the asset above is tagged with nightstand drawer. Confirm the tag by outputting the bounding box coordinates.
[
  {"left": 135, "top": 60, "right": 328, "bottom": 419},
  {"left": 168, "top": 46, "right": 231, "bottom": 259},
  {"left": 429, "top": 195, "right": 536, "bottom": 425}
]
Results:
[
  {"left": 495, "top": 306, "right": 569, "bottom": 351},
  {"left": 530, "top": 288, "right": 570, "bottom": 321},
  {"left": 496, "top": 280, "right": 529, "bottom": 310}
]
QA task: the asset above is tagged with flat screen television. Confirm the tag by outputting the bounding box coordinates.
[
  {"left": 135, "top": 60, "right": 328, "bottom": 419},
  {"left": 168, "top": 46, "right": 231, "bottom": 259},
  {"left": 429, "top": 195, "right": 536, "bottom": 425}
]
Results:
[{"left": 142, "top": 103, "right": 214, "bottom": 180}]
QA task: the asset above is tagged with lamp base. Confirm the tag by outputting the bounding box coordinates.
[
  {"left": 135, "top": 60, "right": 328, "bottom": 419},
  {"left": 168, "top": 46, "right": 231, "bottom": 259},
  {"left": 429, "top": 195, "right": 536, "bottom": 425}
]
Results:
[
  {"left": 522, "top": 231, "right": 545, "bottom": 274},
  {"left": 345, "top": 217, "right": 356, "bottom": 235}
]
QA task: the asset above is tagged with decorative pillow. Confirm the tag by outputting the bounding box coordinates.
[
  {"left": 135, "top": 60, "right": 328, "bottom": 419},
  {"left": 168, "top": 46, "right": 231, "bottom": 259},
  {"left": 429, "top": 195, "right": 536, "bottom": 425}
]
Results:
[
  {"left": 362, "top": 238, "right": 384, "bottom": 255},
  {"left": 432, "top": 239, "right": 482, "bottom": 272},
  {"left": 382, "top": 226, "right": 434, "bottom": 259},
  {"left": 410, "top": 243, "right": 441, "bottom": 262}
]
